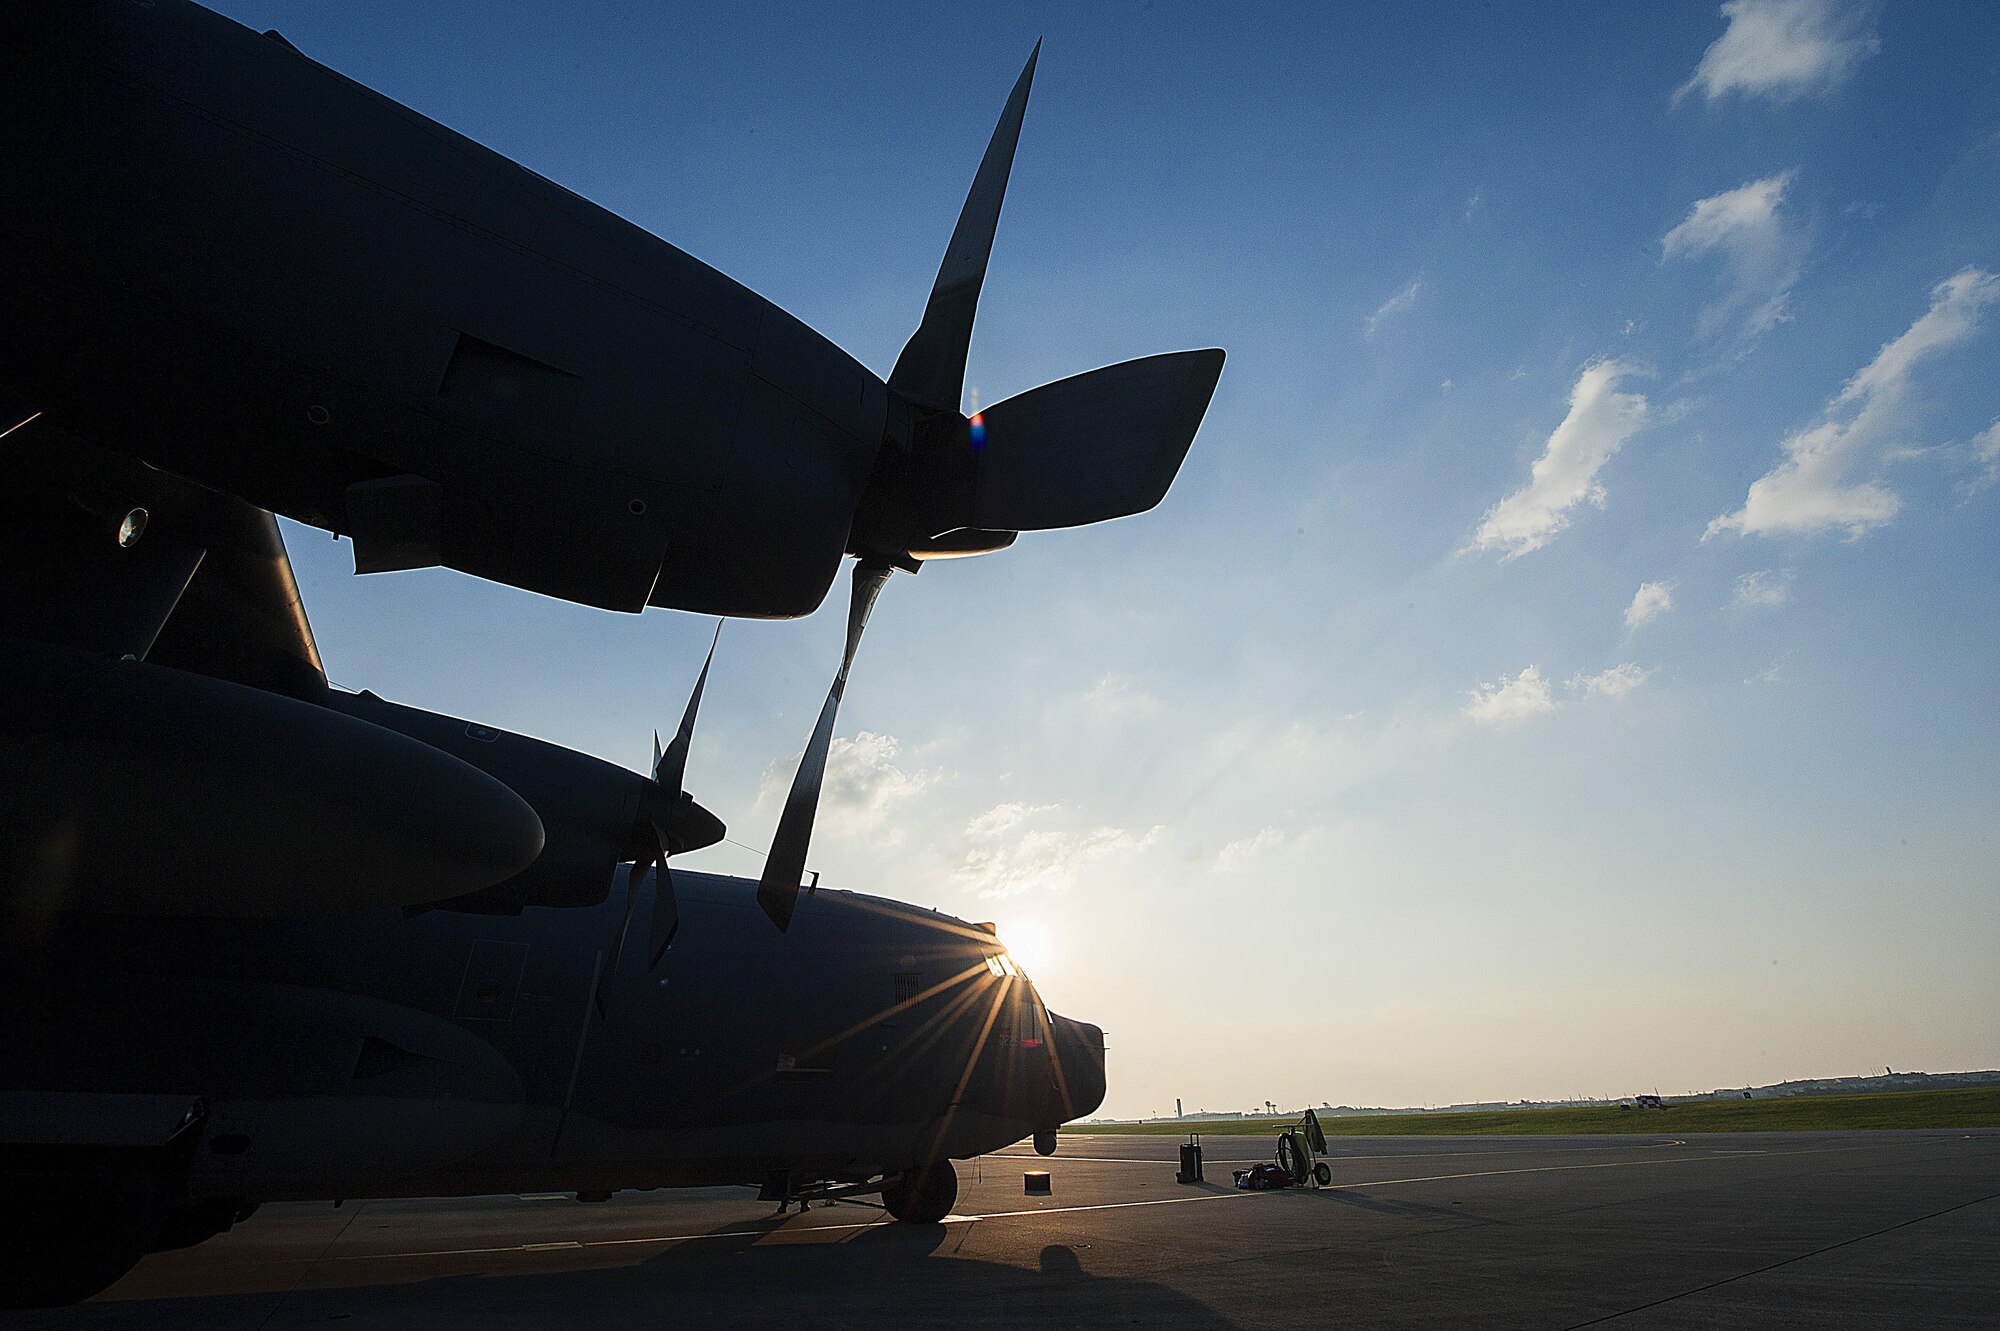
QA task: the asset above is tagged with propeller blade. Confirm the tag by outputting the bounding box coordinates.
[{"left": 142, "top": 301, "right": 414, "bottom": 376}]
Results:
[
  {"left": 655, "top": 620, "right": 720, "bottom": 798},
  {"left": 602, "top": 623, "right": 727, "bottom": 1012},
  {"left": 595, "top": 859, "right": 646, "bottom": 1019},
  {"left": 967, "top": 348, "right": 1225, "bottom": 531},
  {"left": 647, "top": 860, "right": 681, "bottom": 969},
  {"left": 756, "top": 560, "right": 893, "bottom": 930},
  {"left": 888, "top": 42, "right": 1040, "bottom": 415}
]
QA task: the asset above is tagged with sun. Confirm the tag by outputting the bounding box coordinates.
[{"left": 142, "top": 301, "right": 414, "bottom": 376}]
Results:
[{"left": 1000, "top": 918, "right": 1054, "bottom": 979}]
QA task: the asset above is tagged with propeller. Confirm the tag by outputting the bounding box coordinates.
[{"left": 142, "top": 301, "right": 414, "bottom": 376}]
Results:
[
  {"left": 752, "top": 45, "right": 1225, "bottom": 931},
  {"left": 597, "top": 623, "right": 725, "bottom": 1016},
  {"left": 755, "top": 560, "right": 891, "bottom": 931},
  {"left": 887, "top": 41, "right": 1039, "bottom": 416},
  {"left": 847, "top": 43, "right": 1226, "bottom": 566}
]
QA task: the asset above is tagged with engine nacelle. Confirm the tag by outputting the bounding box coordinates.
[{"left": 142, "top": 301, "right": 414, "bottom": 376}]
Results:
[{"left": 0, "top": 636, "right": 547, "bottom": 917}]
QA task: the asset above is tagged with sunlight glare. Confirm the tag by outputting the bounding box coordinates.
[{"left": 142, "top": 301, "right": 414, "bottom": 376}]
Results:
[{"left": 1001, "top": 918, "right": 1053, "bottom": 979}]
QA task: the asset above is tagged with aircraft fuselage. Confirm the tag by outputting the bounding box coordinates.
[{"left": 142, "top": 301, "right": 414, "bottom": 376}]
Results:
[{"left": 2, "top": 871, "right": 1104, "bottom": 1205}]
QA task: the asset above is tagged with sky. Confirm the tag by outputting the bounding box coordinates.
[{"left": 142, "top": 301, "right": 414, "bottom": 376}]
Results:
[{"left": 211, "top": 0, "right": 1999, "bottom": 1119}]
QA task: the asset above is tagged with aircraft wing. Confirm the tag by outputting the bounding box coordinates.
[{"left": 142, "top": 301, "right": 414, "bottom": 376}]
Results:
[{"left": 0, "top": 411, "right": 728, "bottom": 923}]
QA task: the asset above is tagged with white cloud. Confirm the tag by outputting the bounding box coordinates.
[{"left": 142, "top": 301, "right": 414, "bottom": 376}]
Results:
[
  {"left": 1707, "top": 268, "right": 2000, "bottom": 540},
  {"left": 1463, "top": 666, "right": 1558, "bottom": 725},
  {"left": 757, "top": 731, "right": 933, "bottom": 837},
  {"left": 1967, "top": 419, "right": 2000, "bottom": 493},
  {"left": 1731, "top": 568, "right": 1794, "bottom": 609},
  {"left": 965, "top": 801, "right": 1058, "bottom": 840},
  {"left": 1675, "top": 0, "right": 1879, "bottom": 105},
  {"left": 1465, "top": 359, "right": 1650, "bottom": 559},
  {"left": 1746, "top": 659, "right": 1786, "bottom": 685},
  {"left": 955, "top": 802, "right": 1160, "bottom": 898},
  {"left": 1366, "top": 274, "right": 1424, "bottom": 338},
  {"left": 1569, "top": 663, "right": 1651, "bottom": 699},
  {"left": 1661, "top": 171, "right": 1805, "bottom": 345},
  {"left": 1216, "top": 827, "right": 1286, "bottom": 872},
  {"left": 1082, "top": 672, "right": 1162, "bottom": 718},
  {"left": 1625, "top": 581, "right": 1676, "bottom": 630}
]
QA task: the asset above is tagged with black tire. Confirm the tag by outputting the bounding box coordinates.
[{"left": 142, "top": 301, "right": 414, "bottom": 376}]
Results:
[
  {"left": 882, "top": 1160, "right": 957, "bottom": 1224},
  {"left": 151, "top": 1199, "right": 258, "bottom": 1253},
  {"left": 1275, "top": 1132, "right": 1301, "bottom": 1182},
  {"left": 0, "top": 1170, "right": 170, "bottom": 1309}
]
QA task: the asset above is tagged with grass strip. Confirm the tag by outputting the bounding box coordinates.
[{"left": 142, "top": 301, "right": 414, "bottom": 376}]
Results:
[{"left": 1083, "top": 1087, "right": 2000, "bottom": 1136}]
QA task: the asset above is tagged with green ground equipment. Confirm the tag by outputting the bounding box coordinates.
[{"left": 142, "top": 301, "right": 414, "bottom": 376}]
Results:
[{"left": 1275, "top": 1109, "right": 1334, "bottom": 1189}]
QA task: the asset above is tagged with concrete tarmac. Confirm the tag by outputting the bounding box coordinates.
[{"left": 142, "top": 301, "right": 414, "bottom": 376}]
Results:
[{"left": 17, "top": 1130, "right": 1999, "bottom": 1328}]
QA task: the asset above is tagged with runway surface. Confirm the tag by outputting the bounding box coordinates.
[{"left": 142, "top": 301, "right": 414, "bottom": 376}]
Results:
[{"left": 20, "top": 1130, "right": 2000, "bottom": 1328}]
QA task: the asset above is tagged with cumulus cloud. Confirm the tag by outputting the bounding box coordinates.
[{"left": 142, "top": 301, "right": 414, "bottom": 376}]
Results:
[
  {"left": 757, "top": 731, "right": 932, "bottom": 837},
  {"left": 1662, "top": 171, "right": 1805, "bottom": 345},
  {"left": 1707, "top": 268, "right": 2000, "bottom": 540},
  {"left": 1731, "top": 568, "right": 1795, "bottom": 609},
  {"left": 1366, "top": 274, "right": 1424, "bottom": 338},
  {"left": 1463, "top": 666, "right": 1558, "bottom": 725},
  {"left": 964, "top": 801, "right": 1058, "bottom": 840},
  {"left": 954, "top": 802, "right": 1160, "bottom": 898},
  {"left": 1465, "top": 360, "right": 1650, "bottom": 559},
  {"left": 1569, "top": 663, "right": 1651, "bottom": 699},
  {"left": 1625, "top": 581, "right": 1676, "bottom": 630},
  {"left": 1675, "top": 0, "right": 1879, "bottom": 105},
  {"left": 1216, "top": 827, "right": 1286, "bottom": 872}
]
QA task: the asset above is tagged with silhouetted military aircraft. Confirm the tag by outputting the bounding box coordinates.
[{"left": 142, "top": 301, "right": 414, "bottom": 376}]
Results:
[
  {"left": 0, "top": 0, "right": 1211, "bottom": 1306},
  {"left": 2, "top": 0, "right": 1221, "bottom": 922}
]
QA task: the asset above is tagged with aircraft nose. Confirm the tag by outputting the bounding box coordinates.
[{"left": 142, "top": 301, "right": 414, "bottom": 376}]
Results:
[{"left": 1047, "top": 1013, "right": 1106, "bottom": 1124}]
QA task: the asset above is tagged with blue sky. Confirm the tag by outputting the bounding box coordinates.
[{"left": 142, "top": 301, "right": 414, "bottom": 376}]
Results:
[{"left": 215, "top": 0, "right": 1998, "bottom": 1117}]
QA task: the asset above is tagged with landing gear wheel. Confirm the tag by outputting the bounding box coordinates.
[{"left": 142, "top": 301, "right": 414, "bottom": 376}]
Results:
[
  {"left": 882, "top": 1160, "right": 957, "bottom": 1224},
  {"left": 151, "top": 1200, "right": 259, "bottom": 1253},
  {"left": 0, "top": 1170, "right": 171, "bottom": 1308}
]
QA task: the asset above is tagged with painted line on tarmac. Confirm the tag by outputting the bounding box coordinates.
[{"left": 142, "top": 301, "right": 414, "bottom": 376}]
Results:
[
  {"left": 325, "top": 1137, "right": 1931, "bottom": 1266},
  {"left": 992, "top": 1140, "right": 1689, "bottom": 1167},
  {"left": 325, "top": 1148, "right": 1732, "bottom": 1263},
  {"left": 992, "top": 1154, "right": 1287, "bottom": 1165}
]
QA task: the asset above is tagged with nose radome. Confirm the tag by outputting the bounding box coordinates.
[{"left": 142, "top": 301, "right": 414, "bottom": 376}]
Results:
[{"left": 1049, "top": 1014, "right": 1106, "bottom": 1123}]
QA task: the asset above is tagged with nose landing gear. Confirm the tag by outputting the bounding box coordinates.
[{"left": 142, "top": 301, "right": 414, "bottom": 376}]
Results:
[{"left": 881, "top": 1159, "right": 957, "bottom": 1224}]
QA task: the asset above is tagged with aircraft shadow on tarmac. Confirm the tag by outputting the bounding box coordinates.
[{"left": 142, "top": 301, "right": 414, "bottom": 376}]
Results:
[
  {"left": 1309, "top": 1188, "right": 1495, "bottom": 1224},
  {"left": 33, "top": 1216, "right": 1245, "bottom": 1330}
]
